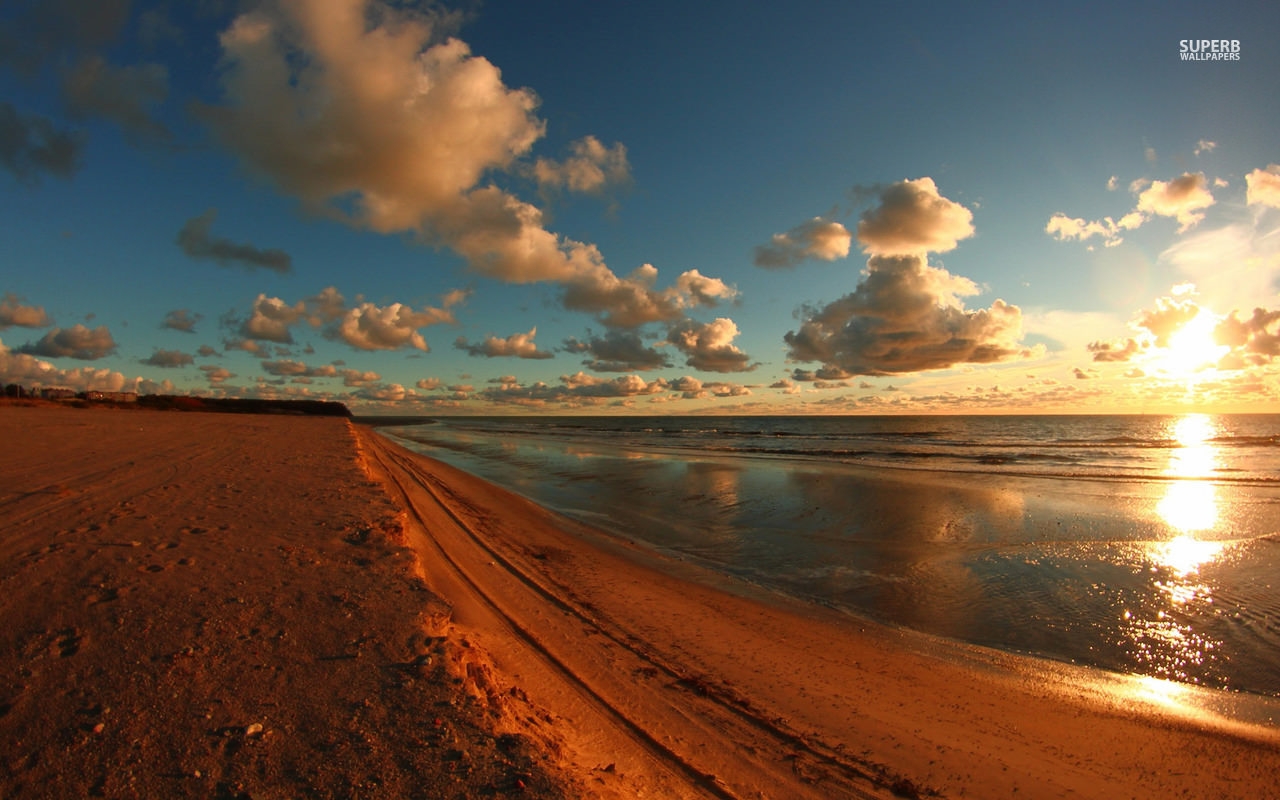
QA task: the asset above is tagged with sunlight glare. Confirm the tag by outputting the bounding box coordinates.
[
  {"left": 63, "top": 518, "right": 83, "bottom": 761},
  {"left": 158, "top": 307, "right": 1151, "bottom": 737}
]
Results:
[{"left": 1148, "top": 311, "right": 1229, "bottom": 382}]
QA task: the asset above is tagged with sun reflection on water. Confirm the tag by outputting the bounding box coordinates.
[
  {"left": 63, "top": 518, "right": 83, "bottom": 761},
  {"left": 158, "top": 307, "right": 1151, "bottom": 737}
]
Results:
[{"left": 1120, "top": 414, "right": 1230, "bottom": 691}]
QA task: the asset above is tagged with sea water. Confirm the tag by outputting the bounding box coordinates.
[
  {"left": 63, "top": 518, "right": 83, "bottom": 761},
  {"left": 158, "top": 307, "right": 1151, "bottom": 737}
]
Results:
[{"left": 377, "top": 414, "right": 1280, "bottom": 698}]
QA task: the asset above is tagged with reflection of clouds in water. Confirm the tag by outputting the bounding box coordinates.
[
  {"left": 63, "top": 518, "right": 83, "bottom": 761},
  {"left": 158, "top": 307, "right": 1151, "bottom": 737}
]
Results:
[{"left": 780, "top": 469, "right": 1037, "bottom": 635}]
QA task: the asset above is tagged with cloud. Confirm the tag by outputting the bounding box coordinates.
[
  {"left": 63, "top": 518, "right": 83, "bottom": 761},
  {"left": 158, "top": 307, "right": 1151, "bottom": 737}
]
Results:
[
  {"left": 0, "top": 338, "right": 127, "bottom": 391},
  {"left": 1214, "top": 307, "right": 1280, "bottom": 366},
  {"left": 665, "top": 317, "right": 755, "bottom": 373},
  {"left": 1087, "top": 338, "right": 1143, "bottom": 362},
  {"left": 332, "top": 301, "right": 453, "bottom": 351},
  {"left": 563, "top": 330, "right": 671, "bottom": 372},
  {"left": 161, "top": 309, "right": 201, "bottom": 333},
  {"left": 754, "top": 217, "right": 852, "bottom": 268},
  {"left": 0, "top": 102, "right": 82, "bottom": 183},
  {"left": 416, "top": 377, "right": 443, "bottom": 391},
  {"left": 61, "top": 55, "right": 171, "bottom": 143},
  {"left": 1044, "top": 212, "right": 1141, "bottom": 247},
  {"left": 1135, "top": 295, "right": 1201, "bottom": 346},
  {"left": 199, "top": 1, "right": 737, "bottom": 336},
  {"left": 480, "top": 371, "right": 670, "bottom": 407},
  {"left": 669, "top": 375, "right": 751, "bottom": 399},
  {"left": 202, "top": 1, "right": 542, "bottom": 234},
  {"left": 455, "top": 327, "right": 554, "bottom": 359},
  {"left": 1048, "top": 171, "right": 1217, "bottom": 246},
  {"left": 783, "top": 183, "right": 1024, "bottom": 376},
  {"left": 0, "top": 0, "right": 132, "bottom": 75},
  {"left": 230, "top": 287, "right": 458, "bottom": 351},
  {"left": 856, "top": 177, "right": 974, "bottom": 256},
  {"left": 239, "top": 294, "right": 307, "bottom": 343},
  {"left": 785, "top": 253, "right": 1027, "bottom": 376},
  {"left": 0, "top": 293, "right": 51, "bottom": 328},
  {"left": 1134, "top": 172, "right": 1214, "bottom": 232},
  {"left": 1246, "top": 164, "right": 1280, "bottom": 209},
  {"left": 560, "top": 264, "right": 737, "bottom": 328},
  {"left": 533, "top": 136, "right": 630, "bottom": 194},
  {"left": 177, "top": 209, "right": 292, "bottom": 273},
  {"left": 16, "top": 324, "right": 116, "bottom": 359},
  {"left": 140, "top": 348, "right": 194, "bottom": 368},
  {"left": 200, "top": 365, "right": 235, "bottom": 384},
  {"left": 1195, "top": 140, "right": 1217, "bottom": 156}
]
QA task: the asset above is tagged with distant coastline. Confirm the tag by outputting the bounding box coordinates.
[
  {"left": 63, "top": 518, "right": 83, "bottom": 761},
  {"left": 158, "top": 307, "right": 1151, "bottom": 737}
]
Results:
[{"left": 1, "top": 386, "right": 349, "bottom": 417}]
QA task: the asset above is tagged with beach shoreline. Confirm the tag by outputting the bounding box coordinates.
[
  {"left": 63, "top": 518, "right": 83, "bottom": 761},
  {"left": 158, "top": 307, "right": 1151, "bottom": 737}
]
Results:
[
  {"left": 356, "top": 422, "right": 1280, "bottom": 799},
  {"left": 3, "top": 406, "right": 1279, "bottom": 799}
]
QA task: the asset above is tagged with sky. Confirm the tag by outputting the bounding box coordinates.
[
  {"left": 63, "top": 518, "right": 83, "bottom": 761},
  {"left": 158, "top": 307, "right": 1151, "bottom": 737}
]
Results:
[{"left": 2, "top": 0, "right": 1280, "bottom": 415}]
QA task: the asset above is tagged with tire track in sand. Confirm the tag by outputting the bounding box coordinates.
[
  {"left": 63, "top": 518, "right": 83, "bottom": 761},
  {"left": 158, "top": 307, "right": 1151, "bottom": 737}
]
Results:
[{"left": 360, "top": 428, "right": 900, "bottom": 800}]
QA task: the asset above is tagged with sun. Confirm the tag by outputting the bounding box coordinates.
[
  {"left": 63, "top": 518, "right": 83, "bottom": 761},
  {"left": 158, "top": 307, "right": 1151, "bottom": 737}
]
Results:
[{"left": 1148, "top": 310, "right": 1228, "bottom": 381}]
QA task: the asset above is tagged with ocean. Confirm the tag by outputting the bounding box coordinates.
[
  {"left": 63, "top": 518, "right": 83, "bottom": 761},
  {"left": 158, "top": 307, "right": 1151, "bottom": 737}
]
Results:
[{"left": 374, "top": 414, "right": 1280, "bottom": 699}]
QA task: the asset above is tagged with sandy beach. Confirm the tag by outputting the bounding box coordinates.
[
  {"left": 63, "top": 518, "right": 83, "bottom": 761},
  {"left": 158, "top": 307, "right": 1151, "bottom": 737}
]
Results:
[{"left": 4, "top": 406, "right": 1280, "bottom": 799}]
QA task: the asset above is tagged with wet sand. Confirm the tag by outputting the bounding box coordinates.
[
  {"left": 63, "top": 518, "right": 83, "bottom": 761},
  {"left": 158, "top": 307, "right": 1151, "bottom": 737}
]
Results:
[
  {"left": 357, "top": 425, "right": 1280, "bottom": 799},
  {"left": 2, "top": 406, "right": 1278, "bottom": 799}
]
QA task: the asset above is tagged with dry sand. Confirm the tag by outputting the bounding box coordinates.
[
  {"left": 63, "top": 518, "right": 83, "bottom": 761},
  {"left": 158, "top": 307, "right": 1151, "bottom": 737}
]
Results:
[
  {"left": 3, "top": 406, "right": 1279, "bottom": 799},
  {"left": 0, "top": 406, "right": 569, "bottom": 799}
]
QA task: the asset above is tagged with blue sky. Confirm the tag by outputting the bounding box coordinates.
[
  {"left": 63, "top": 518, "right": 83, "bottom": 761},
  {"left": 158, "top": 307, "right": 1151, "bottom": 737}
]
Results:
[{"left": 3, "top": 0, "right": 1279, "bottom": 414}]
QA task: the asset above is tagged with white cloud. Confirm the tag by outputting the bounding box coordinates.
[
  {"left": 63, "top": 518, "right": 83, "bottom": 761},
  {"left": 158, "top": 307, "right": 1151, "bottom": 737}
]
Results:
[
  {"left": 665, "top": 317, "right": 755, "bottom": 373},
  {"left": 0, "top": 293, "right": 51, "bottom": 329},
  {"left": 455, "top": 327, "right": 554, "bottom": 359},
  {"left": 1135, "top": 172, "right": 1214, "bottom": 232},
  {"left": 754, "top": 217, "right": 852, "bottom": 268},
  {"left": 1246, "top": 164, "right": 1280, "bottom": 209},
  {"left": 533, "top": 136, "right": 630, "bottom": 194},
  {"left": 856, "top": 177, "right": 974, "bottom": 256}
]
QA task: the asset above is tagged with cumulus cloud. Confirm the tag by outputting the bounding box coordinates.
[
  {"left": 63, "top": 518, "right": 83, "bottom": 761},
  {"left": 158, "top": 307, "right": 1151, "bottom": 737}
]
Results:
[
  {"left": 332, "top": 301, "right": 453, "bottom": 351},
  {"left": 140, "top": 348, "right": 194, "bottom": 368},
  {"left": 1195, "top": 140, "right": 1217, "bottom": 156},
  {"left": 563, "top": 330, "right": 670, "bottom": 372},
  {"left": 161, "top": 309, "right": 201, "bottom": 333},
  {"left": 202, "top": 1, "right": 541, "bottom": 234},
  {"left": 1087, "top": 338, "right": 1143, "bottom": 362},
  {"left": 200, "top": 365, "right": 234, "bottom": 384},
  {"left": 481, "top": 371, "right": 669, "bottom": 407},
  {"left": 1048, "top": 171, "right": 1217, "bottom": 246},
  {"left": 177, "top": 209, "right": 292, "bottom": 273},
  {"left": 0, "top": 102, "right": 82, "bottom": 183},
  {"left": 561, "top": 264, "right": 737, "bottom": 328},
  {"left": 856, "top": 177, "right": 974, "bottom": 256},
  {"left": 199, "top": 0, "right": 736, "bottom": 335},
  {"left": 1246, "top": 164, "right": 1280, "bottom": 209},
  {"left": 1214, "top": 307, "right": 1280, "bottom": 367},
  {"left": 455, "top": 327, "right": 554, "bottom": 359},
  {"left": 782, "top": 267, "right": 1025, "bottom": 375},
  {"left": 1134, "top": 295, "right": 1202, "bottom": 346},
  {"left": 16, "top": 324, "right": 116, "bottom": 359},
  {"left": 239, "top": 294, "right": 307, "bottom": 343},
  {"left": 1135, "top": 173, "right": 1215, "bottom": 232},
  {"left": 62, "top": 55, "right": 171, "bottom": 143},
  {"left": 0, "top": 338, "right": 127, "bottom": 391},
  {"left": 533, "top": 136, "right": 630, "bottom": 194},
  {"left": 0, "top": 0, "right": 132, "bottom": 75},
  {"left": 786, "top": 184, "right": 1027, "bottom": 377},
  {"left": 1044, "top": 212, "right": 1142, "bottom": 247},
  {"left": 229, "top": 287, "right": 458, "bottom": 352},
  {"left": 754, "top": 217, "right": 852, "bottom": 268},
  {"left": 665, "top": 317, "right": 755, "bottom": 373},
  {"left": 0, "top": 293, "right": 51, "bottom": 328}
]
